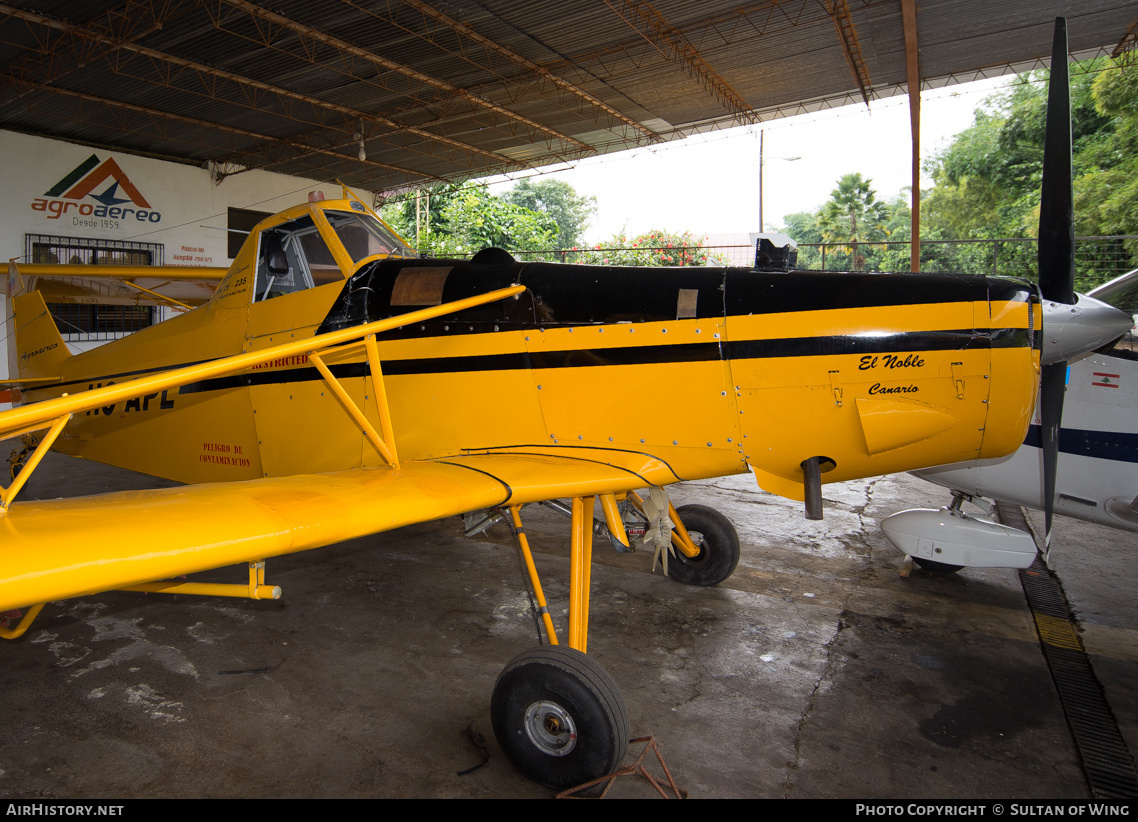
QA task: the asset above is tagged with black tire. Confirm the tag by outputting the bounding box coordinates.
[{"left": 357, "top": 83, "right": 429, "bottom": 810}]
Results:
[
  {"left": 913, "top": 557, "right": 964, "bottom": 574},
  {"left": 667, "top": 504, "right": 741, "bottom": 586},
  {"left": 491, "top": 646, "right": 629, "bottom": 790}
]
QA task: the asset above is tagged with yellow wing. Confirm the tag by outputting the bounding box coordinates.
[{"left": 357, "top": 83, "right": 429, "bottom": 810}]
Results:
[
  {"left": 0, "top": 448, "right": 678, "bottom": 612},
  {"left": 8, "top": 261, "right": 229, "bottom": 311}
]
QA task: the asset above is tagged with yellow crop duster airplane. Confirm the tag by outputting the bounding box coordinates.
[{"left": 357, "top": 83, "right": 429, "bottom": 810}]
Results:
[{"left": 0, "top": 19, "right": 1124, "bottom": 791}]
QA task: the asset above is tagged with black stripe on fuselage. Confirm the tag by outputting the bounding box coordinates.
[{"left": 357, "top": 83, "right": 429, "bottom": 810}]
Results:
[
  {"left": 1024, "top": 424, "right": 1138, "bottom": 464},
  {"left": 172, "top": 327, "right": 1026, "bottom": 393},
  {"left": 47, "top": 359, "right": 216, "bottom": 393},
  {"left": 725, "top": 329, "right": 1029, "bottom": 360}
]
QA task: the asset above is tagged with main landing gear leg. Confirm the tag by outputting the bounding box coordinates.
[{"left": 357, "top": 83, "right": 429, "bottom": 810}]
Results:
[{"left": 492, "top": 497, "right": 630, "bottom": 790}]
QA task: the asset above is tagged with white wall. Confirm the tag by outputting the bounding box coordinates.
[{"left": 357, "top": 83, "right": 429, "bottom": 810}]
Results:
[{"left": 1, "top": 129, "right": 366, "bottom": 394}]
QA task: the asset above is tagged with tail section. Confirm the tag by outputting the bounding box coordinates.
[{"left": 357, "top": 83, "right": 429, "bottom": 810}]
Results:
[{"left": 8, "top": 290, "right": 71, "bottom": 388}]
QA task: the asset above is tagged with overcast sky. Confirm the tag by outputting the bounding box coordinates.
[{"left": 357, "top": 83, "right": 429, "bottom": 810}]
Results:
[{"left": 485, "top": 76, "right": 1014, "bottom": 244}]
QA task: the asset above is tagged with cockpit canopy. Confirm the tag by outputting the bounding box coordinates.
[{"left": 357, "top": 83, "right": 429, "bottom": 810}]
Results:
[{"left": 253, "top": 202, "right": 412, "bottom": 303}]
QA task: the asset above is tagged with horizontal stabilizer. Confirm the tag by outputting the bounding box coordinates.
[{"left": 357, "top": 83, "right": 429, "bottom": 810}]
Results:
[{"left": 8, "top": 261, "right": 227, "bottom": 310}]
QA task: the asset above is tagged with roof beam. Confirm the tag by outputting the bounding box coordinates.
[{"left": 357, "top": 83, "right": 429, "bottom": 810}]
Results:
[
  {"left": 604, "top": 0, "right": 758, "bottom": 124},
  {"left": 14, "top": 79, "right": 442, "bottom": 188},
  {"left": 204, "top": 0, "right": 592, "bottom": 158},
  {"left": 348, "top": 0, "right": 662, "bottom": 144},
  {"left": 0, "top": 3, "right": 523, "bottom": 174},
  {"left": 902, "top": 0, "right": 920, "bottom": 272},
  {"left": 824, "top": 0, "right": 872, "bottom": 107},
  {"left": 0, "top": 0, "right": 194, "bottom": 106}
]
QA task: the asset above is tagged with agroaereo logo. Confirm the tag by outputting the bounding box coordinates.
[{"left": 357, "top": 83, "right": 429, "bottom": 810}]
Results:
[{"left": 31, "top": 154, "right": 162, "bottom": 225}]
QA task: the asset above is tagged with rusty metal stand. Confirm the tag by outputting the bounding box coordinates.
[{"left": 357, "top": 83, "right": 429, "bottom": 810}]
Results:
[{"left": 556, "top": 736, "right": 687, "bottom": 799}]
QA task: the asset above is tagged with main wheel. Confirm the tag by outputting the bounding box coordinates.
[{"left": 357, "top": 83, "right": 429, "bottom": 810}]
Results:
[
  {"left": 667, "top": 504, "right": 741, "bottom": 586},
  {"left": 491, "top": 646, "right": 629, "bottom": 790}
]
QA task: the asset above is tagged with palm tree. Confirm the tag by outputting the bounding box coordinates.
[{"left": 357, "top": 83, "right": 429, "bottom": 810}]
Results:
[{"left": 819, "top": 173, "right": 889, "bottom": 270}]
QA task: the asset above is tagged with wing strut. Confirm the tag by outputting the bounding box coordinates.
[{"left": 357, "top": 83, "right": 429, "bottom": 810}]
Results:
[
  {"left": 1, "top": 412, "right": 70, "bottom": 514},
  {"left": 309, "top": 332, "right": 400, "bottom": 466},
  {"left": 506, "top": 495, "right": 602, "bottom": 652},
  {"left": 0, "top": 283, "right": 525, "bottom": 507}
]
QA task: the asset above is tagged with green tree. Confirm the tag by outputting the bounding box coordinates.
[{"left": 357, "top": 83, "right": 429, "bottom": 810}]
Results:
[
  {"left": 379, "top": 183, "right": 466, "bottom": 251},
  {"left": 569, "top": 229, "right": 716, "bottom": 266},
  {"left": 919, "top": 57, "right": 1138, "bottom": 287},
  {"left": 817, "top": 173, "right": 889, "bottom": 270},
  {"left": 441, "top": 184, "right": 558, "bottom": 252},
  {"left": 503, "top": 179, "right": 597, "bottom": 250},
  {"left": 922, "top": 60, "right": 1113, "bottom": 242},
  {"left": 780, "top": 211, "right": 823, "bottom": 270},
  {"left": 379, "top": 181, "right": 557, "bottom": 256},
  {"left": 1074, "top": 62, "right": 1138, "bottom": 270}
]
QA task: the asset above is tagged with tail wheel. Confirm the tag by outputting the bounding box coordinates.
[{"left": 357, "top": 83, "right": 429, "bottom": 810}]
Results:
[
  {"left": 667, "top": 504, "right": 741, "bottom": 586},
  {"left": 491, "top": 646, "right": 629, "bottom": 790}
]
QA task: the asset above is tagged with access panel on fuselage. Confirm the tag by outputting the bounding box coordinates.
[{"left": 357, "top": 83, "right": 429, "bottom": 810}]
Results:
[{"left": 723, "top": 271, "right": 997, "bottom": 488}]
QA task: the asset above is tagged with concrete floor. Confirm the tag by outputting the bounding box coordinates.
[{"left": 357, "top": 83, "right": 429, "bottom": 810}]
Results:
[{"left": 0, "top": 453, "right": 1133, "bottom": 798}]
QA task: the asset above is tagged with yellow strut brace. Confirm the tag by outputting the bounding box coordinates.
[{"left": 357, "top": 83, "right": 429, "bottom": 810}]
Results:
[
  {"left": 364, "top": 334, "right": 399, "bottom": 466},
  {"left": 0, "top": 284, "right": 525, "bottom": 506},
  {"left": 306, "top": 331, "right": 401, "bottom": 466},
  {"left": 1, "top": 412, "right": 70, "bottom": 511},
  {"left": 667, "top": 501, "right": 700, "bottom": 558},
  {"left": 599, "top": 492, "right": 630, "bottom": 548},
  {"left": 568, "top": 496, "right": 595, "bottom": 653},
  {"left": 509, "top": 505, "right": 558, "bottom": 646},
  {"left": 0, "top": 284, "right": 526, "bottom": 443},
  {"left": 309, "top": 351, "right": 397, "bottom": 466},
  {"left": 121, "top": 561, "right": 281, "bottom": 600},
  {"left": 121, "top": 281, "right": 193, "bottom": 311},
  {"left": 0, "top": 603, "right": 45, "bottom": 640}
]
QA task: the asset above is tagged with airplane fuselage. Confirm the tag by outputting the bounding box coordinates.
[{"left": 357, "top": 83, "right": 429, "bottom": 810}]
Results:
[{"left": 16, "top": 198, "right": 1041, "bottom": 505}]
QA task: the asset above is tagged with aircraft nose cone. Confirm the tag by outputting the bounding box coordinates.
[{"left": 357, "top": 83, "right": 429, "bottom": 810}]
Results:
[{"left": 1040, "top": 294, "right": 1133, "bottom": 365}]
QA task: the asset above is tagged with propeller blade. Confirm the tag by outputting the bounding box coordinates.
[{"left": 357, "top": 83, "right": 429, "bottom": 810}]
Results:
[
  {"left": 1038, "top": 17, "right": 1075, "bottom": 306},
  {"left": 1039, "top": 362, "right": 1066, "bottom": 552},
  {"left": 1037, "top": 17, "right": 1074, "bottom": 552}
]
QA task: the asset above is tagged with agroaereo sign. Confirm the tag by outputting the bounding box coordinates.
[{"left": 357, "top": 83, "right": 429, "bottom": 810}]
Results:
[{"left": 30, "top": 154, "right": 162, "bottom": 228}]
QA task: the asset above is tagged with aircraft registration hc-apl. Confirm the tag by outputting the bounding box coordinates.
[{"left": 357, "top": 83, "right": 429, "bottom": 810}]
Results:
[{"left": 0, "top": 19, "right": 1122, "bottom": 791}]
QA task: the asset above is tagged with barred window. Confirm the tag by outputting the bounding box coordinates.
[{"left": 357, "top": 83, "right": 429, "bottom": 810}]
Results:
[
  {"left": 25, "top": 234, "right": 164, "bottom": 341},
  {"left": 48, "top": 304, "right": 155, "bottom": 338}
]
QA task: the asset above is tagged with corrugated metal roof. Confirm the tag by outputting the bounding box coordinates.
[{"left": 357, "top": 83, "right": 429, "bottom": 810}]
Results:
[{"left": 1, "top": 0, "right": 1134, "bottom": 193}]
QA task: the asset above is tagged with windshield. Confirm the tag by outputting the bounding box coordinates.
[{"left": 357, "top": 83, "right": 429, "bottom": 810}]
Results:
[
  {"left": 1090, "top": 270, "right": 1138, "bottom": 360},
  {"left": 325, "top": 211, "right": 412, "bottom": 263}
]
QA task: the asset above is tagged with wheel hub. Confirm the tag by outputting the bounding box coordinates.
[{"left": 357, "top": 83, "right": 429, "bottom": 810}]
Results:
[{"left": 523, "top": 700, "right": 577, "bottom": 756}]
